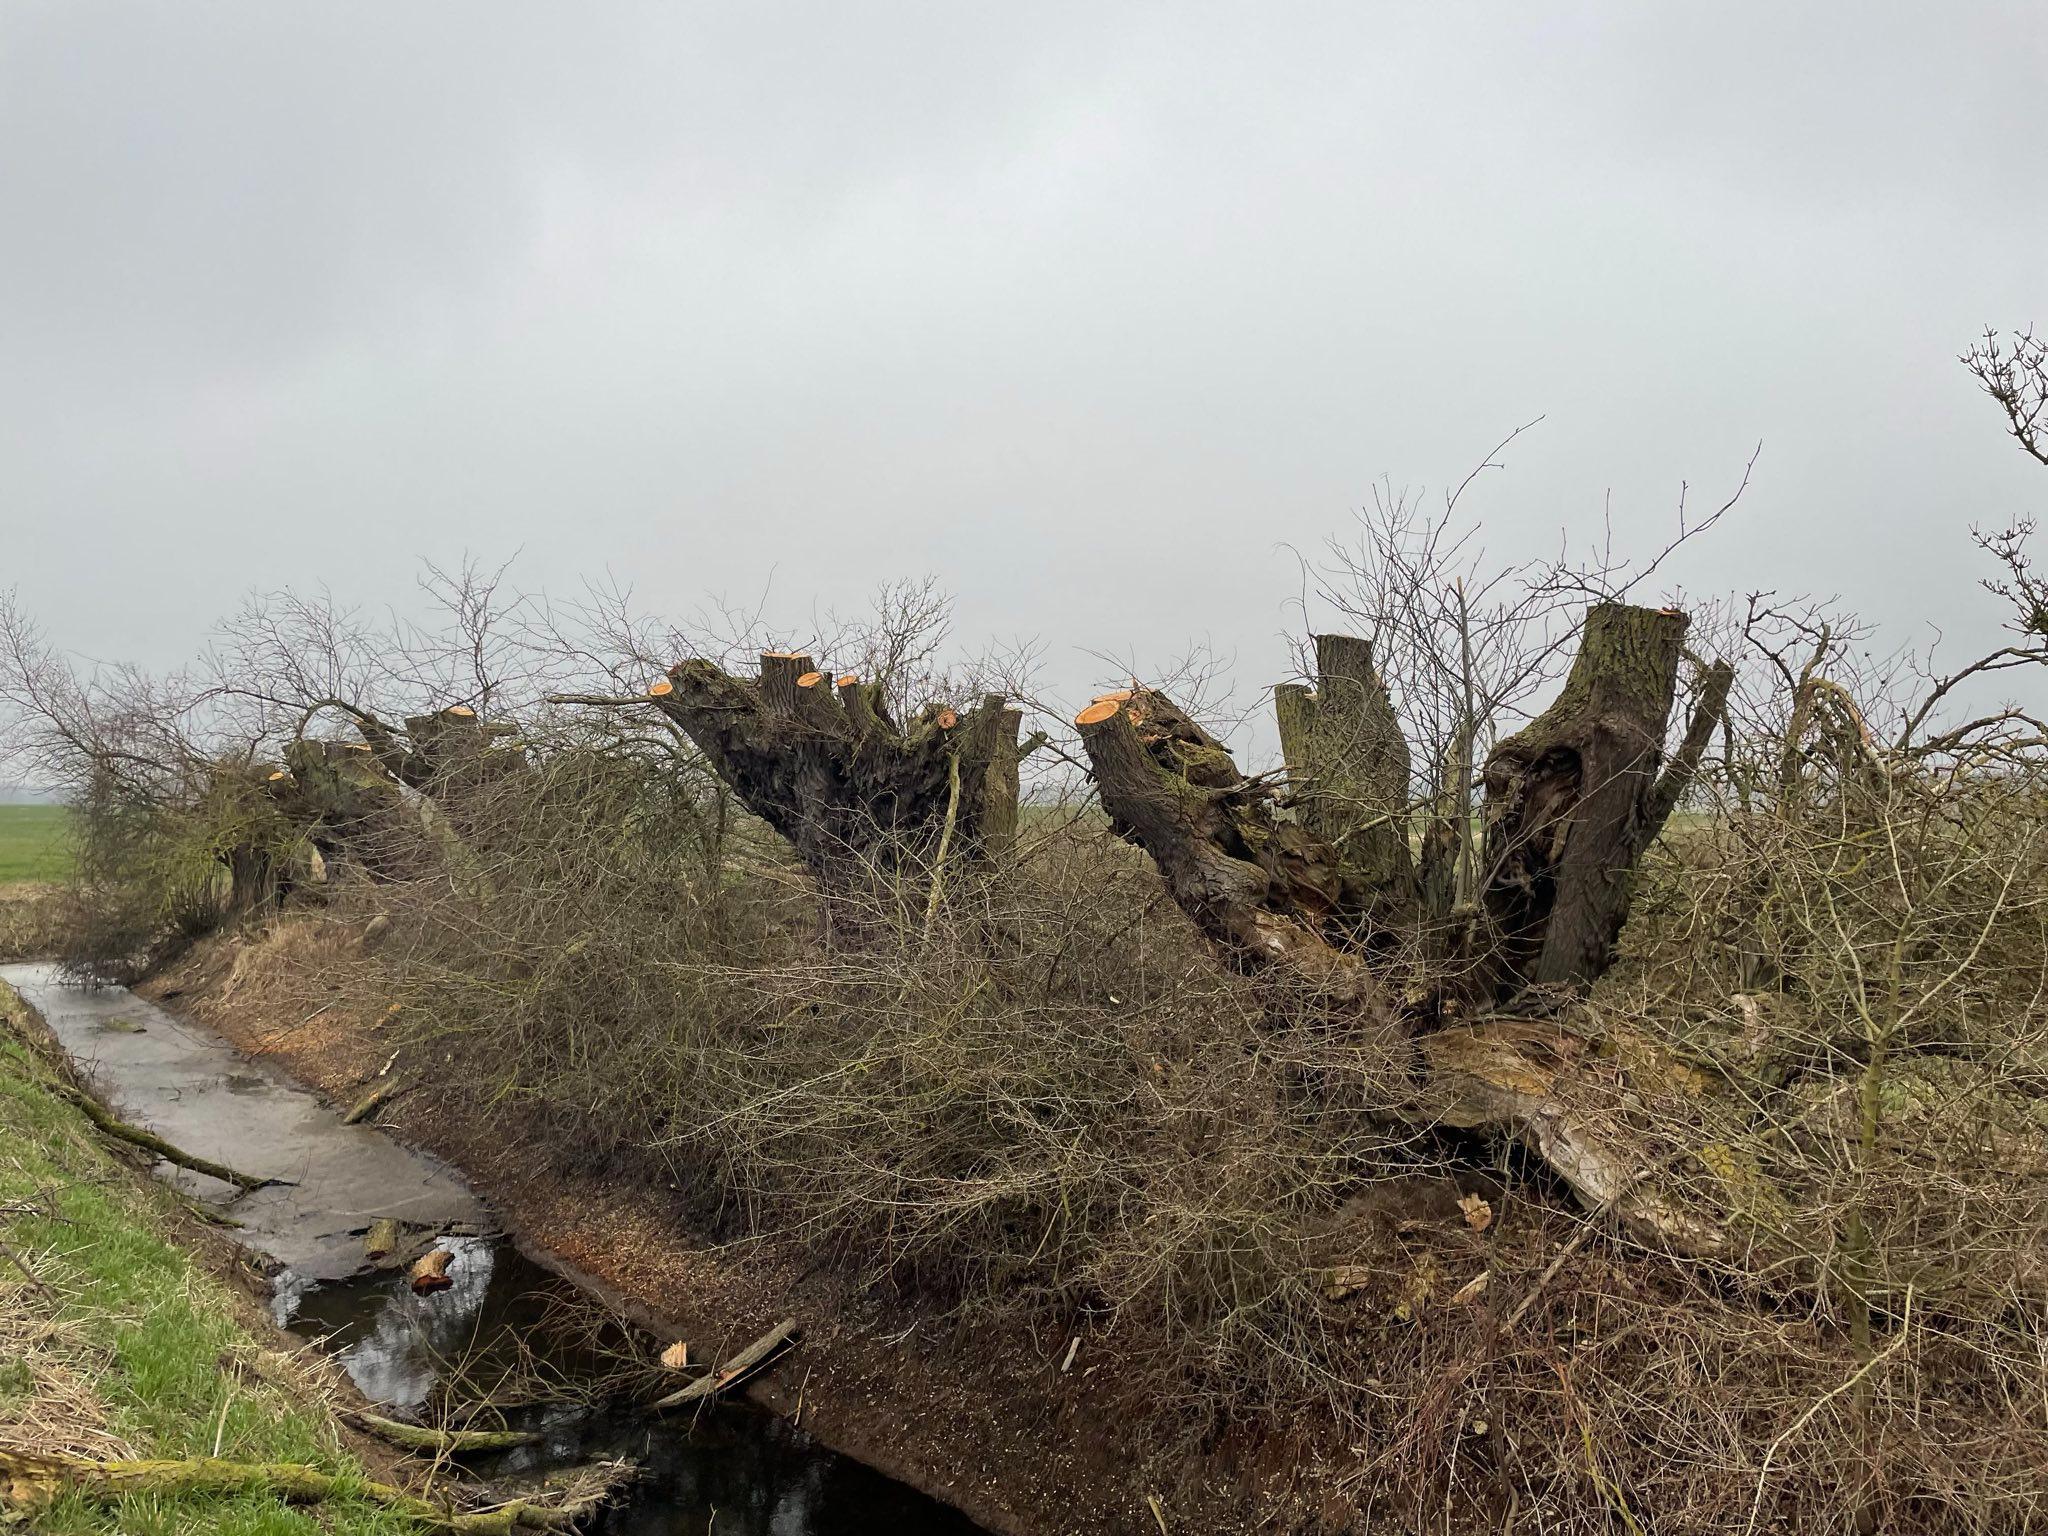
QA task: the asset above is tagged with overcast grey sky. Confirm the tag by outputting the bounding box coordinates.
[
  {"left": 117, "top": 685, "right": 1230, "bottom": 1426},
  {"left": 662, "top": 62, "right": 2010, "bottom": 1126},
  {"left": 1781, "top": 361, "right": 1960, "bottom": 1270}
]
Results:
[{"left": 4, "top": 2, "right": 2044, "bottom": 721}]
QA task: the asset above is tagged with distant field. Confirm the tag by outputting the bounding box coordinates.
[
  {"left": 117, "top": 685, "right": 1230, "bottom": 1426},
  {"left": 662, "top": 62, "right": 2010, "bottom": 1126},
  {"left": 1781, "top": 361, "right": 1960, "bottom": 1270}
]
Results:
[{"left": 0, "top": 804, "right": 72, "bottom": 884}]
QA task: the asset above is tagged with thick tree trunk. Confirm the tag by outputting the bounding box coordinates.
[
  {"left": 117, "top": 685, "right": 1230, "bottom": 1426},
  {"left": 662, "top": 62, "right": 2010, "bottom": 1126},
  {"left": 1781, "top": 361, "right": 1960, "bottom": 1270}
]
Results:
[
  {"left": 355, "top": 706, "right": 529, "bottom": 850},
  {"left": 649, "top": 652, "right": 1023, "bottom": 884},
  {"left": 1076, "top": 690, "right": 1400, "bottom": 1027},
  {"left": 1080, "top": 605, "right": 1718, "bottom": 1012},
  {"left": 221, "top": 844, "right": 280, "bottom": 917},
  {"left": 1477, "top": 603, "right": 1688, "bottom": 991},
  {"left": 270, "top": 740, "right": 412, "bottom": 878},
  {"left": 1074, "top": 604, "right": 1737, "bottom": 1248},
  {"left": 1274, "top": 634, "right": 1415, "bottom": 924}
]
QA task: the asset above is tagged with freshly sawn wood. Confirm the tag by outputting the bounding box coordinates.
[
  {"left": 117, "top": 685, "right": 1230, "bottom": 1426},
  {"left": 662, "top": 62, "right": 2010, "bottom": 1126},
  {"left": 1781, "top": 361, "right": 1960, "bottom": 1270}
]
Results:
[{"left": 650, "top": 1318, "right": 801, "bottom": 1410}]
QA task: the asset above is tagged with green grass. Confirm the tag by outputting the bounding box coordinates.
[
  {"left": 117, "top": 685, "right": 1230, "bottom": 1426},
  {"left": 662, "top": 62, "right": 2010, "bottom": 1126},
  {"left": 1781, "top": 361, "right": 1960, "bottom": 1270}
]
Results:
[
  {"left": 0, "top": 803, "right": 73, "bottom": 884},
  {"left": 0, "top": 984, "right": 413, "bottom": 1535}
]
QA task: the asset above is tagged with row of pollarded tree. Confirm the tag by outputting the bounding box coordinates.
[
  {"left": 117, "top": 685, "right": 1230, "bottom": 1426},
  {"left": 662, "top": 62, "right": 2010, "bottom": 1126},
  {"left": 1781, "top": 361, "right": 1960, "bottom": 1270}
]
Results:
[{"left": 549, "top": 600, "right": 1739, "bottom": 1248}]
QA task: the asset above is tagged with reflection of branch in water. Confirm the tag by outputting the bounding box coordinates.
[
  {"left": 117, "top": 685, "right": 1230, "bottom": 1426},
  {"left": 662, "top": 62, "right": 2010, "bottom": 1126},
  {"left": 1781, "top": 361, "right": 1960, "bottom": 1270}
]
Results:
[
  {"left": 340, "top": 1234, "right": 499, "bottom": 1410},
  {"left": 333, "top": 1235, "right": 655, "bottom": 1446}
]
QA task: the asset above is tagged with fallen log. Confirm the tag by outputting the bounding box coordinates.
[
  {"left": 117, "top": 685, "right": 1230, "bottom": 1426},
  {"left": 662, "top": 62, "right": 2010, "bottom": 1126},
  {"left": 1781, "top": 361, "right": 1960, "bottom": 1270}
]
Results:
[
  {"left": 0, "top": 1447, "right": 597, "bottom": 1532},
  {"left": 411, "top": 1248, "right": 455, "bottom": 1294},
  {"left": 55, "top": 1085, "right": 289, "bottom": 1194},
  {"left": 650, "top": 1318, "right": 800, "bottom": 1410},
  {"left": 341, "top": 1409, "right": 541, "bottom": 1455},
  {"left": 344, "top": 1078, "right": 403, "bottom": 1125}
]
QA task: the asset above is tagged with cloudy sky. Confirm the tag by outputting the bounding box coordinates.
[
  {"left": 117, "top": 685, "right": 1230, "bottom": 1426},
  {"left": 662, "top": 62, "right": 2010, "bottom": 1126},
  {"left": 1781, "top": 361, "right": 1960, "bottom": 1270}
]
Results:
[{"left": 4, "top": 2, "right": 2044, "bottom": 726}]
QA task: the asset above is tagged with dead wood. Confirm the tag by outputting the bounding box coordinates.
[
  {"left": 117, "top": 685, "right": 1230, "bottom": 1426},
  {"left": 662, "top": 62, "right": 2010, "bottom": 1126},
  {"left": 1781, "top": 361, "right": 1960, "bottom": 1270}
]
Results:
[
  {"left": 55, "top": 1083, "right": 288, "bottom": 1194},
  {"left": 646, "top": 652, "right": 1023, "bottom": 882},
  {"left": 364, "top": 1217, "right": 402, "bottom": 1262},
  {"left": 649, "top": 1318, "right": 800, "bottom": 1410},
  {"left": 340, "top": 1409, "right": 542, "bottom": 1455},
  {"left": 410, "top": 1248, "right": 455, "bottom": 1293},
  {"left": 0, "top": 1446, "right": 604, "bottom": 1532},
  {"left": 344, "top": 1078, "right": 403, "bottom": 1125},
  {"left": 1075, "top": 603, "right": 1738, "bottom": 1246}
]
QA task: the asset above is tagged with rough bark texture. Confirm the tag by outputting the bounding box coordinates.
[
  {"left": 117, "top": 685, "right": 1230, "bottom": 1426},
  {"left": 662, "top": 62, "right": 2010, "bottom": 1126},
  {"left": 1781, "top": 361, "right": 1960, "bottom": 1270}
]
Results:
[
  {"left": 650, "top": 652, "right": 1023, "bottom": 883},
  {"left": 221, "top": 843, "right": 281, "bottom": 918},
  {"left": 1478, "top": 603, "right": 1688, "bottom": 991},
  {"left": 268, "top": 740, "right": 412, "bottom": 878},
  {"left": 357, "top": 708, "right": 530, "bottom": 857},
  {"left": 1081, "top": 604, "right": 1719, "bottom": 1013},
  {"left": 1075, "top": 603, "right": 1736, "bottom": 1245},
  {"left": 1274, "top": 634, "right": 1415, "bottom": 917}
]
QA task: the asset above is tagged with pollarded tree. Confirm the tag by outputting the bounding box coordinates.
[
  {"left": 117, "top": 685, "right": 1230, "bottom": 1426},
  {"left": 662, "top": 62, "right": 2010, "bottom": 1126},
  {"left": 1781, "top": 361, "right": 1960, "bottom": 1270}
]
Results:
[
  {"left": 1074, "top": 600, "right": 1736, "bottom": 1243},
  {"left": 633, "top": 649, "right": 1026, "bottom": 882},
  {"left": 1079, "top": 601, "right": 1730, "bottom": 1020}
]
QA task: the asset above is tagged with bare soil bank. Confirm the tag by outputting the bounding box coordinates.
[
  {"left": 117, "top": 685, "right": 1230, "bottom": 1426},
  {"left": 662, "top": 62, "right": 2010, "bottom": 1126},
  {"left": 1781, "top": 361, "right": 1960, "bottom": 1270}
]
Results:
[{"left": 145, "top": 922, "right": 1358, "bottom": 1536}]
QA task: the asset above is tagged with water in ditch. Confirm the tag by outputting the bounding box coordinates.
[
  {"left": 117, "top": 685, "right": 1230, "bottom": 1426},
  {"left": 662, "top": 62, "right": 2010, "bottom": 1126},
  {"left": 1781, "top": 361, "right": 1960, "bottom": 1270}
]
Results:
[{"left": 3, "top": 963, "right": 989, "bottom": 1535}]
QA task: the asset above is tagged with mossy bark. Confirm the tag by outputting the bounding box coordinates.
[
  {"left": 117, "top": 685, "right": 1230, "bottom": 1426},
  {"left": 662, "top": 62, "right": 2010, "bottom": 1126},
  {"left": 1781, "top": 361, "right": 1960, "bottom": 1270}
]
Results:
[
  {"left": 1083, "top": 606, "right": 1719, "bottom": 1012},
  {"left": 0, "top": 1448, "right": 590, "bottom": 1531},
  {"left": 1274, "top": 634, "right": 1414, "bottom": 921},
  {"left": 1478, "top": 603, "right": 1689, "bottom": 990},
  {"left": 1075, "top": 605, "right": 1737, "bottom": 1250},
  {"left": 1077, "top": 690, "right": 1402, "bottom": 1031},
  {"left": 271, "top": 740, "right": 412, "bottom": 877}
]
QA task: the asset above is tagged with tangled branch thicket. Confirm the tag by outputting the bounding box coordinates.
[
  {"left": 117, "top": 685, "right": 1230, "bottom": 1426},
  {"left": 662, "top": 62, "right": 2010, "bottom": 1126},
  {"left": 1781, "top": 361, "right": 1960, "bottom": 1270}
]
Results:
[{"left": 7, "top": 350, "right": 2048, "bottom": 1531}]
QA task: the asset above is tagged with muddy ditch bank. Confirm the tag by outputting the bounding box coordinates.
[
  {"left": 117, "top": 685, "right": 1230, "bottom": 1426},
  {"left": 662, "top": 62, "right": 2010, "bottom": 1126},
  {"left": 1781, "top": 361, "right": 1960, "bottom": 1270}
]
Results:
[
  {"left": 3, "top": 961, "right": 995, "bottom": 1535},
  {"left": 129, "top": 927, "right": 1319, "bottom": 1536}
]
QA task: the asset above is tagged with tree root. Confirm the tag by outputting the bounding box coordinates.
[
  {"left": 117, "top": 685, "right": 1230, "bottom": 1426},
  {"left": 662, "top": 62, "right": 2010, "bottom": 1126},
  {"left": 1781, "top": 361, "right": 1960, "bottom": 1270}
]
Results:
[{"left": 0, "top": 1447, "right": 621, "bottom": 1531}]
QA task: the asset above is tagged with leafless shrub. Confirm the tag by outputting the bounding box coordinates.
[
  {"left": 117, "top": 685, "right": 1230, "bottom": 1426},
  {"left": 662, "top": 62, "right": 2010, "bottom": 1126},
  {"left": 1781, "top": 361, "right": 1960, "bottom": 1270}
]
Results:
[{"left": 6, "top": 354, "right": 2047, "bottom": 1529}]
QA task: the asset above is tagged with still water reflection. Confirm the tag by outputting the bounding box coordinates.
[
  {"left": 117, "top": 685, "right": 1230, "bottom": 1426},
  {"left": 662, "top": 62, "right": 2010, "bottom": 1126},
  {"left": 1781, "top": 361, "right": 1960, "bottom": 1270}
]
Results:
[{"left": 284, "top": 1237, "right": 988, "bottom": 1536}]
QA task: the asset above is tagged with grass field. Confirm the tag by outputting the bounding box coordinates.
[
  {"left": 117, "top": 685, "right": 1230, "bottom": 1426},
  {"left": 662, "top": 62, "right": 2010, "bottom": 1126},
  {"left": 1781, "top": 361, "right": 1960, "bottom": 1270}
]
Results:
[{"left": 0, "top": 804, "right": 71, "bottom": 884}]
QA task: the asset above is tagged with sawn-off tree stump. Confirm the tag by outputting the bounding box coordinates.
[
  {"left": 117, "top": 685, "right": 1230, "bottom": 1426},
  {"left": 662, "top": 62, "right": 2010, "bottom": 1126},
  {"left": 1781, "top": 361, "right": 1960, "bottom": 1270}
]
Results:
[
  {"left": 647, "top": 651, "right": 1024, "bottom": 883},
  {"left": 1078, "top": 602, "right": 1730, "bottom": 1022}
]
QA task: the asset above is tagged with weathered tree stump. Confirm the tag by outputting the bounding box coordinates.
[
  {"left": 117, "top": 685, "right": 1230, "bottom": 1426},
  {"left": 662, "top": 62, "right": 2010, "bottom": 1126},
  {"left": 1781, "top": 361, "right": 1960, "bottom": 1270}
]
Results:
[
  {"left": 646, "top": 651, "right": 1024, "bottom": 884},
  {"left": 1274, "top": 633, "right": 1414, "bottom": 911},
  {"left": 1074, "top": 603, "right": 1738, "bottom": 1245}
]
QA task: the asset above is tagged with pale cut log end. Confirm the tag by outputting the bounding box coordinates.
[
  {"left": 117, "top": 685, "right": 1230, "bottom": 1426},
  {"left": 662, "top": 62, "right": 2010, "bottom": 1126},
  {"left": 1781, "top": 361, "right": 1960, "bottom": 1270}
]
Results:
[
  {"left": 1075, "top": 699, "right": 1122, "bottom": 727},
  {"left": 660, "top": 1340, "right": 690, "bottom": 1371},
  {"left": 409, "top": 1248, "right": 454, "bottom": 1294},
  {"left": 444, "top": 705, "right": 475, "bottom": 718},
  {"left": 936, "top": 708, "right": 958, "bottom": 729},
  {"left": 648, "top": 680, "right": 675, "bottom": 697},
  {"left": 835, "top": 673, "right": 859, "bottom": 688},
  {"left": 796, "top": 671, "right": 827, "bottom": 689}
]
